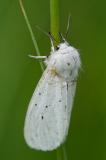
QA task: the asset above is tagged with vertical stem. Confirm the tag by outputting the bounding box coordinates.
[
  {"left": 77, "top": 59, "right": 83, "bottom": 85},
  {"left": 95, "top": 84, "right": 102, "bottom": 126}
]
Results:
[
  {"left": 50, "top": 1, "right": 68, "bottom": 160},
  {"left": 50, "top": 0, "right": 60, "bottom": 46},
  {"left": 19, "top": 0, "right": 44, "bottom": 71},
  {"left": 56, "top": 145, "right": 68, "bottom": 160},
  {"left": 62, "top": 144, "right": 68, "bottom": 160},
  {"left": 56, "top": 147, "right": 63, "bottom": 160}
]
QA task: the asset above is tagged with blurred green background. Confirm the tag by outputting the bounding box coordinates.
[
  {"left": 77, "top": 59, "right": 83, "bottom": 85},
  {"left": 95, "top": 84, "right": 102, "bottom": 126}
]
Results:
[{"left": 0, "top": 0, "right": 105, "bottom": 160}]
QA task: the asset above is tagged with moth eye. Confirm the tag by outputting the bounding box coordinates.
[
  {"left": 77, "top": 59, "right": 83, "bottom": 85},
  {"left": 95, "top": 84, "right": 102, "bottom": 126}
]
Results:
[{"left": 56, "top": 46, "right": 60, "bottom": 50}]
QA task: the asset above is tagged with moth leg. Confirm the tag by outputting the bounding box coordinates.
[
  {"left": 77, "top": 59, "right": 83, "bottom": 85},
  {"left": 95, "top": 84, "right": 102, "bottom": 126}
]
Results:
[
  {"left": 50, "top": 37, "right": 55, "bottom": 52},
  {"left": 48, "top": 32, "right": 55, "bottom": 52},
  {"left": 29, "top": 55, "right": 47, "bottom": 59}
]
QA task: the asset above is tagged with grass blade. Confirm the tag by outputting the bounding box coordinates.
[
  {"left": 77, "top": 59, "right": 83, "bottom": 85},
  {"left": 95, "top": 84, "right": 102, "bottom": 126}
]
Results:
[{"left": 19, "top": 0, "right": 44, "bottom": 71}]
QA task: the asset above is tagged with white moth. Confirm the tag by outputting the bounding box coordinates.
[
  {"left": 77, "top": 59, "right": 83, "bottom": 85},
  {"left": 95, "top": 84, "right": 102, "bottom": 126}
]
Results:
[{"left": 24, "top": 37, "right": 81, "bottom": 151}]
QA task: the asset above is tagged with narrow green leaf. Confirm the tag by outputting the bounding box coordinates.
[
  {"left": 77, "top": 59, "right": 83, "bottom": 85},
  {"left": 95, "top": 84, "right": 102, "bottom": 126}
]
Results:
[{"left": 19, "top": 0, "right": 44, "bottom": 71}]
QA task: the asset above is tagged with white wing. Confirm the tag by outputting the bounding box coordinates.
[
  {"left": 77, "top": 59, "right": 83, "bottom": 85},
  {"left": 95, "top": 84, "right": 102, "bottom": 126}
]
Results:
[{"left": 24, "top": 68, "right": 76, "bottom": 151}]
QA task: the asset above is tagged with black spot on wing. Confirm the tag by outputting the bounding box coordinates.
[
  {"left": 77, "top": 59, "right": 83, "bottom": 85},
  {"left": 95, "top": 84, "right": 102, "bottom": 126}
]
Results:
[
  {"left": 45, "top": 105, "right": 48, "bottom": 108},
  {"left": 39, "top": 92, "right": 41, "bottom": 95},
  {"left": 67, "top": 63, "right": 70, "bottom": 66},
  {"left": 59, "top": 100, "right": 62, "bottom": 102},
  {"left": 41, "top": 116, "right": 44, "bottom": 119}
]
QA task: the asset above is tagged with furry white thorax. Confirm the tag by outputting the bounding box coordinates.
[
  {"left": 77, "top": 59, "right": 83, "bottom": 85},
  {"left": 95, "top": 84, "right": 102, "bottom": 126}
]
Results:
[{"left": 46, "top": 42, "right": 81, "bottom": 82}]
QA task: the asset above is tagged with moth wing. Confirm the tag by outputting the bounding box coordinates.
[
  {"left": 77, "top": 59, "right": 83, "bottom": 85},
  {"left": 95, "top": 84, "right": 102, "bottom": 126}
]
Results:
[{"left": 24, "top": 68, "right": 76, "bottom": 151}]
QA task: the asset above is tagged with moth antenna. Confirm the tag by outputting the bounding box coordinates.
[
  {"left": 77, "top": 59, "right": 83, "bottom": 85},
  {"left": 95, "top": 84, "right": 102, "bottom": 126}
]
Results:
[
  {"left": 36, "top": 25, "right": 50, "bottom": 39},
  {"left": 59, "top": 32, "right": 66, "bottom": 42},
  {"left": 48, "top": 32, "right": 57, "bottom": 43},
  {"left": 65, "top": 14, "right": 71, "bottom": 38},
  {"left": 35, "top": 25, "right": 56, "bottom": 51}
]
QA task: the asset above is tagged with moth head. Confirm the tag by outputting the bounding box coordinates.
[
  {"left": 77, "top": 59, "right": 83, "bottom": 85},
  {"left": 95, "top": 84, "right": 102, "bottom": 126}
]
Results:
[
  {"left": 54, "top": 31, "right": 70, "bottom": 51},
  {"left": 55, "top": 41, "right": 69, "bottom": 51}
]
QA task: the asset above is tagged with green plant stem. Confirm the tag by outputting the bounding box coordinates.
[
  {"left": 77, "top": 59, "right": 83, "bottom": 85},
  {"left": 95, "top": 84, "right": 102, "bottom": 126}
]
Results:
[
  {"left": 19, "top": 0, "right": 44, "bottom": 72},
  {"left": 56, "top": 145, "right": 68, "bottom": 160},
  {"left": 50, "top": 1, "right": 68, "bottom": 160},
  {"left": 50, "top": 0, "right": 60, "bottom": 46}
]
